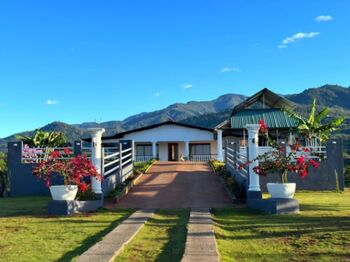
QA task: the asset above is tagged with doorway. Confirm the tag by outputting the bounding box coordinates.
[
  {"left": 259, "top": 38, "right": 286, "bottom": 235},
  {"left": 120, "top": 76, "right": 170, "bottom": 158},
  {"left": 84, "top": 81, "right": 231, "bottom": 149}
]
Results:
[{"left": 168, "top": 143, "right": 179, "bottom": 161}]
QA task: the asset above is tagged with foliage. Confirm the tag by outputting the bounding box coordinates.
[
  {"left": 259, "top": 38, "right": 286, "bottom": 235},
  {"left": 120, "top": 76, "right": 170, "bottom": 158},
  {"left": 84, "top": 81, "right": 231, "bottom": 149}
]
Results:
[
  {"left": 242, "top": 119, "right": 319, "bottom": 183},
  {"left": 288, "top": 98, "right": 344, "bottom": 146},
  {"left": 345, "top": 165, "right": 350, "bottom": 187},
  {"left": 0, "top": 152, "right": 8, "bottom": 196},
  {"left": 210, "top": 160, "right": 246, "bottom": 200},
  {"left": 33, "top": 148, "right": 102, "bottom": 193},
  {"left": 134, "top": 159, "right": 156, "bottom": 175},
  {"left": 16, "top": 129, "right": 67, "bottom": 147}
]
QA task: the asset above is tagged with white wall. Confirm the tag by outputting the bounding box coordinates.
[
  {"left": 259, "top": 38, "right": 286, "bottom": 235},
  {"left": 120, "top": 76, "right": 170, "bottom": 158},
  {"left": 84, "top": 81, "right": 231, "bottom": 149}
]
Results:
[{"left": 103, "top": 124, "right": 220, "bottom": 161}]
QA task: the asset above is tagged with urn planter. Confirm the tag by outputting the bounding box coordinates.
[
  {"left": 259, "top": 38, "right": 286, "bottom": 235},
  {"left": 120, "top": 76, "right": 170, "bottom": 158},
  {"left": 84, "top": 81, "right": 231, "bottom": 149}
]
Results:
[
  {"left": 267, "top": 183, "right": 296, "bottom": 199},
  {"left": 49, "top": 185, "right": 78, "bottom": 200}
]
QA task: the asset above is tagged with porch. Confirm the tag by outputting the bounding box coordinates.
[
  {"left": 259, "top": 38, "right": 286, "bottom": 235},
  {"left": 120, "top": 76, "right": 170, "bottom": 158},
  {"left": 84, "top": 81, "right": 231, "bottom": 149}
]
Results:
[{"left": 134, "top": 141, "right": 218, "bottom": 162}]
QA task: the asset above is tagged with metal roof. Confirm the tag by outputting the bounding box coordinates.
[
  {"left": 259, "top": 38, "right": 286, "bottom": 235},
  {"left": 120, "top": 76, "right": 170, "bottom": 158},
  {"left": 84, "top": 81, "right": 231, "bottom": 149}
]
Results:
[
  {"left": 231, "top": 88, "right": 296, "bottom": 116},
  {"left": 231, "top": 108, "right": 299, "bottom": 129}
]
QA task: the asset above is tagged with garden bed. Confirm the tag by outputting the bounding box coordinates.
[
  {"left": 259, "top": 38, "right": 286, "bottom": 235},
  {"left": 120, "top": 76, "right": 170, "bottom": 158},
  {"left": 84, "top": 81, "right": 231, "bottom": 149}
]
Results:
[{"left": 209, "top": 160, "right": 246, "bottom": 203}]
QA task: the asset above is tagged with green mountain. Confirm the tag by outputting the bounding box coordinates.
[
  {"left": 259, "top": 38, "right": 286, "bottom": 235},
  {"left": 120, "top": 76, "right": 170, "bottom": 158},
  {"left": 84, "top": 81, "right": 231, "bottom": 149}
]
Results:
[{"left": 1, "top": 85, "right": 349, "bottom": 154}]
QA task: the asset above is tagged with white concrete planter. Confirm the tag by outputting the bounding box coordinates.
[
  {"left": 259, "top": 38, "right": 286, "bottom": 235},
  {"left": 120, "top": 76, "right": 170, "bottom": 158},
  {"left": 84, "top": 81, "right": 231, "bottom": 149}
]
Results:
[
  {"left": 267, "top": 183, "right": 296, "bottom": 199},
  {"left": 49, "top": 185, "right": 78, "bottom": 201}
]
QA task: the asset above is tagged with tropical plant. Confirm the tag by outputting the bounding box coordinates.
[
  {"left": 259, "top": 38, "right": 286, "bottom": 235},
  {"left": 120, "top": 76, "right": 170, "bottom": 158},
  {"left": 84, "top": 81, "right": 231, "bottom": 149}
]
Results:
[
  {"left": 288, "top": 98, "right": 344, "bottom": 146},
  {"left": 33, "top": 148, "right": 102, "bottom": 193},
  {"left": 240, "top": 120, "right": 319, "bottom": 183},
  {"left": 16, "top": 130, "right": 67, "bottom": 147},
  {"left": 0, "top": 152, "right": 8, "bottom": 196}
]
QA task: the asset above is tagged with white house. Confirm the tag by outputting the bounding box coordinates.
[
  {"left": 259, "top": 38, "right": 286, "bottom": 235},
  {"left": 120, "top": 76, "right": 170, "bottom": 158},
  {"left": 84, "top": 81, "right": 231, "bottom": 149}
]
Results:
[{"left": 102, "top": 121, "right": 223, "bottom": 162}]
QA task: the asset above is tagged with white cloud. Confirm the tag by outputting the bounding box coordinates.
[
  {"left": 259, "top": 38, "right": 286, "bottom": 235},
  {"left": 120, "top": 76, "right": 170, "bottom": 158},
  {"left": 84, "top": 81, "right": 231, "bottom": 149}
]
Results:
[
  {"left": 315, "top": 15, "right": 333, "bottom": 22},
  {"left": 220, "top": 67, "right": 241, "bottom": 73},
  {"left": 154, "top": 92, "right": 160, "bottom": 97},
  {"left": 277, "top": 45, "right": 287, "bottom": 49},
  {"left": 46, "top": 99, "right": 59, "bottom": 105},
  {"left": 181, "top": 83, "right": 193, "bottom": 89},
  {"left": 281, "top": 32, "right": 320, "bottom": 46}
]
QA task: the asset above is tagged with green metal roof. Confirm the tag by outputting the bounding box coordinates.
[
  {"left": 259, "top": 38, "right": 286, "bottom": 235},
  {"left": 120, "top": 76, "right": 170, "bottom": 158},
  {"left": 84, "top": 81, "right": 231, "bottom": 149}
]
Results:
[{"left": 231, "top": 108, "right": 299, "bottom": 129}]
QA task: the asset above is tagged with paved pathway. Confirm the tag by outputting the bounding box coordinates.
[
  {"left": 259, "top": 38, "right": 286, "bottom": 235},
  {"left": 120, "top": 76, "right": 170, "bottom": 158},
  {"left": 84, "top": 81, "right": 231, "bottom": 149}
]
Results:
[
  {"left": 105, "top": 161, "right": 232, "bottom": 209},
  {"left": 77, "top": 209, "right": 154, "bottom": 262},
  {"left": 182, "top": 208, "right": 219, "bottom": 262}
]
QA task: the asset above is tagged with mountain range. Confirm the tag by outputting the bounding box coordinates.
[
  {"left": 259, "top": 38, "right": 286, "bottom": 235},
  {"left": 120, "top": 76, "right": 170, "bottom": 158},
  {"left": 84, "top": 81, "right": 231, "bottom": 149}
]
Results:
[{"left": 1, "top": 84, "right": 349, "bottom": 153}]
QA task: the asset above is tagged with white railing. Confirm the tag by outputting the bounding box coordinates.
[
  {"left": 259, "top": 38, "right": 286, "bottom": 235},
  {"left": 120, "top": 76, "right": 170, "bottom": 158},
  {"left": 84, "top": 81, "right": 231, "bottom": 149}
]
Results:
[
  {"left": 190, "top": 154, "right": 217, "bottom": 162},
  {"left": 102, "top": 145, "right": 133, "bottom": 177},
  {"left": 134, "top": 155, "right": 154, "bottom": 163}
]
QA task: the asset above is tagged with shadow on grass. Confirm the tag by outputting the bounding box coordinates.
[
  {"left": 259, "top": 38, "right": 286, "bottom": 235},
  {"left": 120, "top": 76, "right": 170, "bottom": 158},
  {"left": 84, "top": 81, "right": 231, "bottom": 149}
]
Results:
[
  {"left": 57, "top": 209, "right": 133, "bottom": 262},
  {"left": 154, "top": 209, "right": 190, "bottom": 262}
]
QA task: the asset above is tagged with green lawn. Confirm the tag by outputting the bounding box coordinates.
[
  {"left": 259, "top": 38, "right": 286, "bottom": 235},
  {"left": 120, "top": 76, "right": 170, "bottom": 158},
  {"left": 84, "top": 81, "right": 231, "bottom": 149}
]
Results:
[
  {"left": 213, "top": 190, "right": 350, "bottom": 262},
  {"left": 115, "top": 209, "right": 189, "bottom": 262},
  {"left": 0, "top": 196, "right": 133, "bottom": 262}
]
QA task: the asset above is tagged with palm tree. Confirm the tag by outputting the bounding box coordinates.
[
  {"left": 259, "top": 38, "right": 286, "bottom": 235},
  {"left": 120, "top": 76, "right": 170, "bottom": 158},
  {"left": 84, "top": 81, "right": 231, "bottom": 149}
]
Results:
[{"left": 289, "top": 98, "right": 344, "bottom": 146}]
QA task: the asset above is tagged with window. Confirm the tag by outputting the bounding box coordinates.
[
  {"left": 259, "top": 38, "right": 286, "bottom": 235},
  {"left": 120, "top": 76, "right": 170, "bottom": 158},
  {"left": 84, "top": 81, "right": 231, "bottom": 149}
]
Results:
[
  {"left": 136, "top": 144, "right": 159, "bottom": 156},
  {"left": 190, "top": 143, "right": 211, "bottom": 155}
]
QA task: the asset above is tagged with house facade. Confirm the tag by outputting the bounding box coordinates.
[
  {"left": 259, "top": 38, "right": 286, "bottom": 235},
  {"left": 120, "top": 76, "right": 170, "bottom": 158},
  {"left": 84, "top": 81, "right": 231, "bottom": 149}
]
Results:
[{"left": 102, "top": 121, "right": 221, "bottom": 162}]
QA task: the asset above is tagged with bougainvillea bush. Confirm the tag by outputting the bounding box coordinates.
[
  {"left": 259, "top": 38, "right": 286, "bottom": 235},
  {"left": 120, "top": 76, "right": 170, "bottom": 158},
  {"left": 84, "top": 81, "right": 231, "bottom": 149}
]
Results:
[
  {"left": 33, "top": 148, "right": 102, "bottom": 192},
  {"left": 240, "top": 119, "right": 319, "bottom": 183}
]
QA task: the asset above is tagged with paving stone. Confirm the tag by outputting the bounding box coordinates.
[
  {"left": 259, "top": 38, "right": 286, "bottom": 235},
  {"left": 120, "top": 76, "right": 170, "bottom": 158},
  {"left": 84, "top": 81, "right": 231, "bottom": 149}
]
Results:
[
  {"left": 77, "top": 209, "right": 154, "bottom": 262},
  {"left": 182, "top": 208, "right": 219, "bottom": 262}
]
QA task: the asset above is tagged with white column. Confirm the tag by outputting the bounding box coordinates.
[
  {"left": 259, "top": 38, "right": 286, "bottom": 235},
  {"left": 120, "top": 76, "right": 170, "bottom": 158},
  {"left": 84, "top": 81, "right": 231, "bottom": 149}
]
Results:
[
  {"left": 131, "top": 140, "right": 135, "bottom": 161},
  {"left": 185, "top": 141, "right": 190, "bottom": 160},
  {"left": 246, "top": 124, "right": 261, "bottom": 192},
  {"left": 88, "top": 128, "right": 105, "bottom": 195},
  {"left": 217, "top": 129, "right": 223, "bottom": 162},
  {"left": 152, "top": 141, "right": 157, "bottom": 159}
]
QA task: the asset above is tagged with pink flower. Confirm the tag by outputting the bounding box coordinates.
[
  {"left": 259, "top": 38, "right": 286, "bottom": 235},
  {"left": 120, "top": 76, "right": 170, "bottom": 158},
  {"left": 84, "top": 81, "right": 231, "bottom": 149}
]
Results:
[
  {"left": 258, "top": 119, "right": 268, "bottom": 133},
  {"left": 63, "top": 148, "right": 72, "bottom": 155}
]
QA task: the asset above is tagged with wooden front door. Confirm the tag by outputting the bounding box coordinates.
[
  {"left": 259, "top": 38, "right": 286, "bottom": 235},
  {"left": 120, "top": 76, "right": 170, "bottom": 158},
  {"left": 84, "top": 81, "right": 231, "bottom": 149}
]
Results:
[{"left": 168, "top": 143, "right": 179, "bottom": 161}]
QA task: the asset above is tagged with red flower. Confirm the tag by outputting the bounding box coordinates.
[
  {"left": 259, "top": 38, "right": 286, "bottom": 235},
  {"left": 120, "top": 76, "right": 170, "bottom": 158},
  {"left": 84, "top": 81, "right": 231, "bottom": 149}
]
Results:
[
  {"left": 302, "top": 147, "right": 311, "bottom": 152},
  {"left": 50, "top": 150, "right": 61, "bottom": 158},
  {"left": 258, "top": 119, "right": 268, "bottom": 133},
  {"left": 79, "top": 182, "right": 89, "bottom": 192},
  {"left": 309, "top": 159, "right": 319, "bottom": 168},
  {"left": 297, "top": 156, "right": 305, "bottom": 164},
  {"left": 300, "top": 170, "right": 308, "bottom": 178},
  {"left": 63, "top": 148, "right": 72, "bottom": 155}
]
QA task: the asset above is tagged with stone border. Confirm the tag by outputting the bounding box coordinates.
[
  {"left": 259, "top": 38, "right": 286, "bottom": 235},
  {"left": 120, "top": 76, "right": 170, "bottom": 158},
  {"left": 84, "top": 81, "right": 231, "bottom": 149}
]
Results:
[
  {"left": 112, "top": 160, "right": 157, "bottom": 204},
  {"left": 48, "top": 199, "right": 103, "bottom": 216}
]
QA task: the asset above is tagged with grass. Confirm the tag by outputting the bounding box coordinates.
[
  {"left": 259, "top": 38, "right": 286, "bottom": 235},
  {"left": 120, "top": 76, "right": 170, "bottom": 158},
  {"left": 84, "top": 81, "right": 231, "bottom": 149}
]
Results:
[
  {"left": 213, "top": 189, "right": 350, "bottom": 262},
  {"left": 115, "top": 209, "right": 190, "bottom": 262},
  {"left": 0, "top": 196, "right": 133, "bottom": 262},
  {"left": 134, "top": 159, "right": 156, "bottom": 175}
]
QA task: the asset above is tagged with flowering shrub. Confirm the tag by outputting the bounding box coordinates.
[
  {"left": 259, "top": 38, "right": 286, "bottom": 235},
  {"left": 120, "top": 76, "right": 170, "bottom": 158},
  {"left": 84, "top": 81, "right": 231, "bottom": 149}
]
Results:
[
  {"left": 241, "top": 119, "right": 319, "bottom": 183},
  {"left": 33, "top": 148, "right": 102, "bottom": 192},
  {"left": 22, "top": 144, "right": 43, "bottom": 163}
]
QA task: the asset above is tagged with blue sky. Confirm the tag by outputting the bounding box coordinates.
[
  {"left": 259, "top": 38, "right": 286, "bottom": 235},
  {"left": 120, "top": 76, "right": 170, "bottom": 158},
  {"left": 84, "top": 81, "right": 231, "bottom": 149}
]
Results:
[{"left": 0, "top": 0, "right": 349, "bottom": 138}]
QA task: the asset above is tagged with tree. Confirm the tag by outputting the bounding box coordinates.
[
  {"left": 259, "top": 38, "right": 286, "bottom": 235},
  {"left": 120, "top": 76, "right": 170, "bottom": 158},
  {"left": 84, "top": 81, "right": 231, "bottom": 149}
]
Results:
[
  {"left": 289, "top": 98, "right": 344, "bottom": 146},
  {"left": 16, "top": 130, "right": 67, "bottom": 147}
]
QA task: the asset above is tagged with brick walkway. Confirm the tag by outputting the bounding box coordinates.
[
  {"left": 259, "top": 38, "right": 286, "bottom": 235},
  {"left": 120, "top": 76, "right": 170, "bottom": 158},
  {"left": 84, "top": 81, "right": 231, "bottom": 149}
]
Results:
[{"left": 105, "top": 161, "right": 232, "bottom": 209}]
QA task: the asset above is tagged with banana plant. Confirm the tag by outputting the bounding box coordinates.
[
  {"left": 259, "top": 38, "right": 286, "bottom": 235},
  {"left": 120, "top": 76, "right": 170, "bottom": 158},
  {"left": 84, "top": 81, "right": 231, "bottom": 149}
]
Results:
[
  {"left": 288, "top": 98, "right": 344, "bottom": 146},
  {"left": 16, "top": 130, "right": 67, "bottom": 147}
]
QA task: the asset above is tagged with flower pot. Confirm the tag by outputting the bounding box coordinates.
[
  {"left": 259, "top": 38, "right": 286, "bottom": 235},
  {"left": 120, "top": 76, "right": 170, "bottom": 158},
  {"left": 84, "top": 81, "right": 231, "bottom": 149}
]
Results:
[
  {"left": 267, "top": 183, "right": 296, "bottom": 199},
  {"left": 49, "top": 185, "right": 78, "bottom": 200}
]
